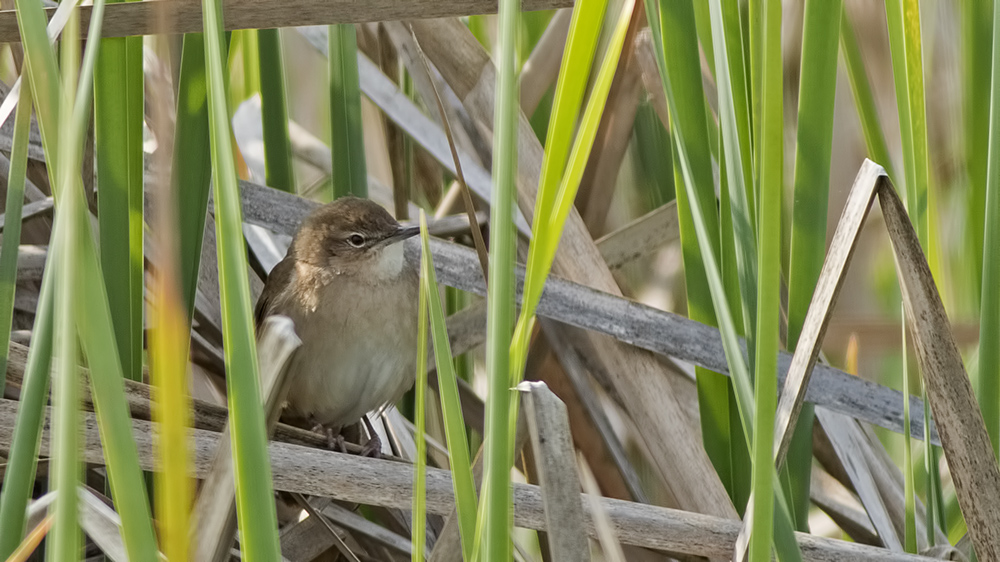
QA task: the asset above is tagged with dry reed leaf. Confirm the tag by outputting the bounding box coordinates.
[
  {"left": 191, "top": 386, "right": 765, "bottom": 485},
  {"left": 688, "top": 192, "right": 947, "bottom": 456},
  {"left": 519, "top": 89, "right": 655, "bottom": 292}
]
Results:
[
  {"left": 520, "top": 380, "right": 589, "bottom": 561},
  {"left": 0, "top": 153, "right": 46, "bottom": 201},
  {"left": 540, "top": 319, "right": 648, "bottom": 504},
  {"left": 78, "top": 487, "right": 129, "bottom": 562},
  {"left": 734, "top": 160, "right": 1000, "bottom": 560},
  {"left": 577, "top": 453, "right": 627, "bottom": 562},
  {"left": 0, "top": 0, "right": 574, "bottom": 42},
  {"left": 815, "top": 408, "right": 905, "bottom": 551},
  {"left": 810, "top": 463, "right": 880, "bottom": 546},
  {"left": 407, "top": 15, "right": 738, "bottom": 523},
  {"left": 879, "top": 169, "right": 1000, "bottom": 559},
  {"left": 519, "top": 9, "right": 571, "bottom": 116},
  {"left": 0, "top": 400, "right": 944, "bottom": 562},
  {"left": 0, "top": 198, "right": 53, "bottom": 232},
  {"left": 595, "top": 200, "right": 679, "bottom": 271},
  {"left": 577, "top": 6, "right": 645, "bottom": 235},
  {"left": 816, "top": 404, "right": 948, "bottom": 551},
  {"left": 380, "top": 21, "right": 487, "bottom": 169}
]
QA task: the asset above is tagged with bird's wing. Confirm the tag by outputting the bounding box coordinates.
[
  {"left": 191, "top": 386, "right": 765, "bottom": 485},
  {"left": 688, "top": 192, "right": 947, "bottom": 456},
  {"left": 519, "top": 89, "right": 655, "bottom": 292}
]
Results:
[{"left": 254, "top": 257, "right": 296, "bottom": 334}]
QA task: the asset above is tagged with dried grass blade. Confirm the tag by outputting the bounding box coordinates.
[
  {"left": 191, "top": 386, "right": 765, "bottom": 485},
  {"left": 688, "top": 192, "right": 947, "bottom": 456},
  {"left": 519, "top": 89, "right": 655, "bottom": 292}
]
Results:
[
  {"left": 809, "top": 464, "right": 879, "bottom": 546},
  {"left": 771, "top": 161, "right": 881, "bottom": 466},
  {"left": 408, "top": 29, "right": 488, "bottom": 282},
  {"left": 577, "top": 453, "right": 626, "bottom": 562},
  {"left": 4, "top": 513, "right": 52, "bottom": 562},
  {"left": 519, "top": 381, "right": 588, "bottom": 561},
  {"left": 290, "top": 494, "right": 361, "bottom": 562},
  {"left": 78, "top": 487, "right": 128, "bottom": 562},
  {"left": 540, "top": 319, "right": 647, "bottom": 504},
  {"left": 815, "top": 408, "right": 905, "bottom": 550},
  {"left": 1, "top": 400, "right": 946, "bottom": 562},
  {"left": 594, "top": 200, "right": 679, "bottom": 271},
  {"left": 879, "top": 170, "right": 1000, "bottom": 559}
]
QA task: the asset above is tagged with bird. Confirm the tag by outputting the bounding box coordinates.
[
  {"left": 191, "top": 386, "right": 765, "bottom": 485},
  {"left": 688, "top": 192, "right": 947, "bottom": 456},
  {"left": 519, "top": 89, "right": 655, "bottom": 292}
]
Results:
[{"left": 254, "top": 196, "right": 420, "bottom": 456}]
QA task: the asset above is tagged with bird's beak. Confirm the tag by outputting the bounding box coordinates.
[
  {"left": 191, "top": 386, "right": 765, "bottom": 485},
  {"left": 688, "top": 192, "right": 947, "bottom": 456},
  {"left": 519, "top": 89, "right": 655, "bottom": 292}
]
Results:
[{"left": 378, "top": 224, "right": 421, "bottom": 248}]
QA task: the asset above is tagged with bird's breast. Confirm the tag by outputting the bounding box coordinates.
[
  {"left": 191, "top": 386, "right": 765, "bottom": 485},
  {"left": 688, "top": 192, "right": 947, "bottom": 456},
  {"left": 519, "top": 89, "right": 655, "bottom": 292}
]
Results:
[{"left": 279, "top": 269, "right": 419, "bottom": 429}]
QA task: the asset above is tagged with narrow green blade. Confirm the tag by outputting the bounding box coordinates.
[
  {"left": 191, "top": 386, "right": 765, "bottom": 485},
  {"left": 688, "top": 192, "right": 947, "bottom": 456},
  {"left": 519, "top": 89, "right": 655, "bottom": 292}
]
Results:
[
  {"left": 481, "top": 0, "right": 520, "bottom": 557},
  {"left": 977, "top": 0, "right": 1000, "bottom": 463},
  {"left": 840, "top": 12, "right": 896, "bottom": 180},
  {"left": 201, "top": 0, "right": 283, "bottom": 557},
  {"left": 329, "top": 24, "right": 368, "bottom": 199},
  {"left": 173, "top": 33, "right": 217, "bottom": 319},
  {"left": 749, "top": 0, "right": 782, "bottom": 557},
  {"left": 94, "top": 4, "right": 144, "bottom": 382},
  {"left": 654, "top": 0, "right": 745, "bottom": 509},
  {"left": 785, "top": 0, "right": 843, "bottom": 532},
  {"left": 963, "top": 0, "right": 993, "bottom": 304},
  {"left": 258, "top": 28, "right": 295, "bottom": 192},
  {"left": 412, "top": 242, "right": 429, "bottom": 561},
  {"left": 0, "top": 73, "right": 33, "bottom": 395},
  {"left": 420, "top": 213, "right": 477, "bottom": 560}
]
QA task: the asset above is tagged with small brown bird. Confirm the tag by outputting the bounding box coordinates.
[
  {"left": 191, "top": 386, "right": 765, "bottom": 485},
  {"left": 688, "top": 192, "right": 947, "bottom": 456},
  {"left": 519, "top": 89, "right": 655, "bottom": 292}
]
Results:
[{"left": 255, "top": 196, "right": 420, "bottom": 455}]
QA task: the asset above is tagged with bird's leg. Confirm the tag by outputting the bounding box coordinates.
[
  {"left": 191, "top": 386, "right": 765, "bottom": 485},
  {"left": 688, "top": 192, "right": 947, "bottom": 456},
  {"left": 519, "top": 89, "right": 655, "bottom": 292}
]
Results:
[{"left": 359, "top": 415, "right": 383, "bottom": 458}]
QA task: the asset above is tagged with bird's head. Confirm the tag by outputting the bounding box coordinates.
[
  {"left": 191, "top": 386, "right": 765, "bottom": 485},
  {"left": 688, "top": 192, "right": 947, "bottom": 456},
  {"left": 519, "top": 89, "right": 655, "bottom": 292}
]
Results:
[{"left": 291, "top": 197, "right": 419, "bottom": 281}]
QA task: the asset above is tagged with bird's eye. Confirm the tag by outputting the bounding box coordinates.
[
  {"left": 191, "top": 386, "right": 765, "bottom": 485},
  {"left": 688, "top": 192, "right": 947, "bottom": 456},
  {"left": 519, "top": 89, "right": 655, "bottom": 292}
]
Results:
[{"left": 348, "top": 233, "right": 366, "bottom": 248}]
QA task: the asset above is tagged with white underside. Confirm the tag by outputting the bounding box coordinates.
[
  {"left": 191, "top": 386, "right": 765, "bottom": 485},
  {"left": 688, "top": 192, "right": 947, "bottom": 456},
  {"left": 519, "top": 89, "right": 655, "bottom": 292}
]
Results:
[{"left": 278, "top": 254, "right": 417, "bottom": 429}]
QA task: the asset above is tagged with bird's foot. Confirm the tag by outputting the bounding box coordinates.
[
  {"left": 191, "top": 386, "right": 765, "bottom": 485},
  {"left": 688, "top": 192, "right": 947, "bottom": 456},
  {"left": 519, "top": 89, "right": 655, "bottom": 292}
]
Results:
[
  {"left": 359, "top": 434, "right": 382, "bottom": 459},
  {"left": 330, "top": 433, "right": 349, "bottom": 454},
  {"left": 310, "top": 422, "right": 348, "bottom": 453},
  {"left": 360, "top": 415, "right": 383, "bottom": 458}
]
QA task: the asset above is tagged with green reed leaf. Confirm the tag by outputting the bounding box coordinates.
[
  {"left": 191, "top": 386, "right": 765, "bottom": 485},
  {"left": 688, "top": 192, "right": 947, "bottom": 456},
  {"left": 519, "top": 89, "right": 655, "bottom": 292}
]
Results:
[
  {"left": 329, "top": 24, "right": 367, "bottom": 199},
  {"left": 421, "top": 213, "right": 477, "bottom": 559},
  {"left": 202, "top": 0, "right": 283, "bottom": 556}
]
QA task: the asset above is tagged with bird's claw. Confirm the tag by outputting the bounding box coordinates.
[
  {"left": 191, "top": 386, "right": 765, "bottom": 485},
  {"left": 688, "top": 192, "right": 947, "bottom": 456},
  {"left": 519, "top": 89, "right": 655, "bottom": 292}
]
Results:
[
  {"left": 359, "top": 435, "right": 382, "bottom": 459},
  {"left": 330, "top": 433, "right": 349, "bottom": 454},
  {"left": 311, "top": 423, "right": 346, "bottom": 453}
]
